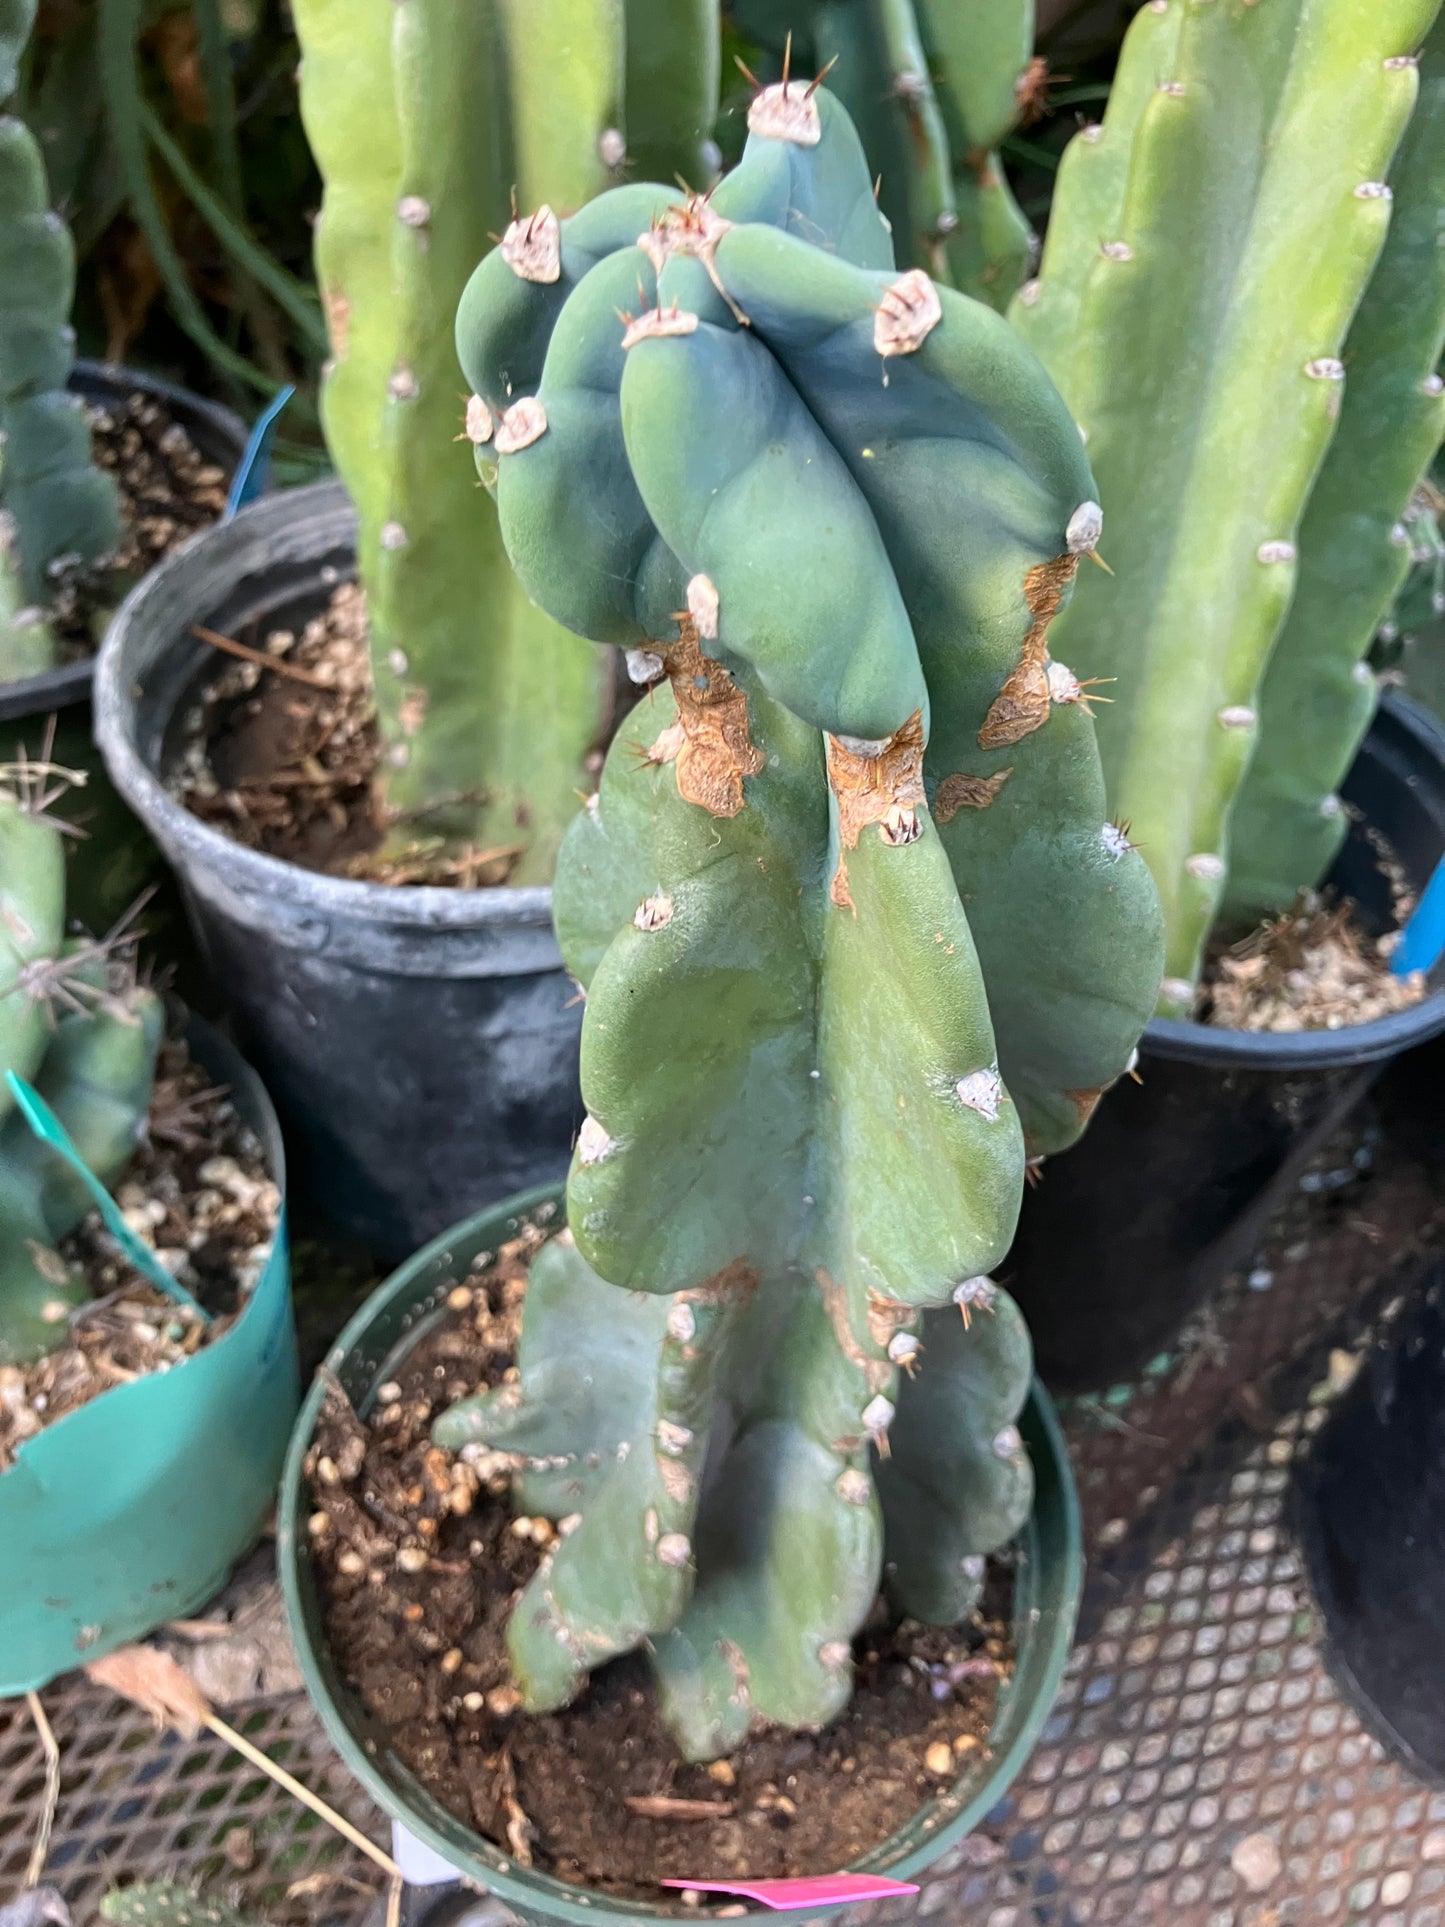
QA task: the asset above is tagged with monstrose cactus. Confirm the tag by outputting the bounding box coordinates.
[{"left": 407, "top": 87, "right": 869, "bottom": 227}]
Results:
[
  {"left": 731, "top": 0, "right": 1040, "bottom": 308},
  {"left": 0, "top": 0, "right": 122, "bottom": 681},
  {"left": 291, "top": 0, "right": 720, "bottom": 872},
  {"left": 0, "top": 754, "right": 162, "bottom": 1365},
  {"left": 434, "top": 81, "right": 1161, "bottom": 1760},
  {"left": 1011, "top": 0, "right": 1445, "bottom": 1012}
]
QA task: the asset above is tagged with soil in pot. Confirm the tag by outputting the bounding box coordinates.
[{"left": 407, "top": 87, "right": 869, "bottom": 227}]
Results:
[
  {"left": 303, "top": 1223, "right": 1016, "bottom": 1901},
  {"left": 1195, "top": 890, "right": 1427, "bottom": 1033},
  {"left": 169, "top": 582, "right": 624, "bottom": 887},
  {"left": 0, "top": 1034, "right": 281, "bottom": 1468},
  {"left": 26, "top": 389, "right": 231, "bottom": 663}
]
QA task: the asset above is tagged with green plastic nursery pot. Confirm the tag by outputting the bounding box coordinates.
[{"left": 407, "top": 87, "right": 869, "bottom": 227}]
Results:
[
  {"left": 278, "top": 1185, "right": 1083, "bottom": 1927},
  {"left": 0, "top": 1018, "right": 298, "bottom": 1694}
]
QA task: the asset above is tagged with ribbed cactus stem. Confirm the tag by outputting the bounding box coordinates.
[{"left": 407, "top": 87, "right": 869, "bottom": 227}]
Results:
[
  {"left": 1011, "top": 0, "right": 1440, "bottom": 1009},
  {"left": 437, "top": 84, "right": 1160, "bottom": 1759},
  {"left": 1226, "top": 14, "right": 1445, "bottom": 917},
  {"left": 0, "top": 0, "right": 121, "bottom": 676},
  {"left": 293, "top": 0, "right": 625, "bottom": 872},
  {"left": 0, "top": 764, "right": 162, "bottom": 1364},
  {"left": 732, "top": 0, "right": 1037, "bottom": 309}
]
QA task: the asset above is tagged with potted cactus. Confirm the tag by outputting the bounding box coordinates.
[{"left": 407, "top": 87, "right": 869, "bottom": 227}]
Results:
[
  {"left": 0, "top": 748, "right": 299, "bottom": 1690},
  {"left": 1001, "top": 0, "right": 1445, "bottom": 1387},
  {"left": 278, "top": 74, "right": 1159, "bottom": 1911},
  {"left": 94, "top": 2, "right": 731, "bottom": 1259},
  {"left": 0, "top": 0, "right": 247, "bottom": 937}
]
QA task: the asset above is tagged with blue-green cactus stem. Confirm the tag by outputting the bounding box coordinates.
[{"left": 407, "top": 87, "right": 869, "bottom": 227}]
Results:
[{"left": 440, "top": 77, "right": 1159, "bottom": 1758}]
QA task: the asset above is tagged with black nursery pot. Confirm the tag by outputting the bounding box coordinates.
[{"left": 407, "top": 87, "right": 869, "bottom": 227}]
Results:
[
  {"left": 1294, "top": 1260, "right": 1445, "bottom": 1783},
  {"left": 93, "top": 481, "right": 584, "bottom": 1263},
  {"left": 0, "top": 362, "right": 248, "bottom": 936},
  {"left": 1005, "top": 695, "right": 1445, "bottom": 1396}
]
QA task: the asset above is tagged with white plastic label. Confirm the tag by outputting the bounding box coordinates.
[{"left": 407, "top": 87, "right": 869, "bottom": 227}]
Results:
[{"left": 392, "top": 1820, "right": 466, "bottom": 1886}]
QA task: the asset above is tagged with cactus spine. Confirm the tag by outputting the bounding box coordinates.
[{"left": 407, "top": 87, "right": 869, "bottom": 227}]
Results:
[
  {"left": 733, "top": 0, "right": 1038, "bottom": 309},
  {"left": 0, "top": 0, "right": 122, "bottom": 679},
  {"left": 292, "top": 0, "right": 634, "bottom": 870},
  {"left": 1226, "top": 14, "right": 1445, "bottom": 918},
  {"left": 437, "top": 83, "right": 1160, "bottom": 1759},
  {"left": 1011, "top": 0, "right": 1443, "bottom": 1011},
  {"left": 0, "top": 755, "right": 162, "bottom": 1365}
]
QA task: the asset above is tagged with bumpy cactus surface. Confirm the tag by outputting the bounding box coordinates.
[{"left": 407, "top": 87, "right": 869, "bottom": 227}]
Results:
[
  {"left": 1012, "top": 0, "right": 1441, "bottom": 1012},
  {"left": 1226, "top": 13, "right": 1445, "bottom": 919},
  {"left": 732, "top": 0, "right": 1038, "bottom": 309},
  {"left": 294, "top": 0, "right": 725, "bottom": 871},
  {"left": 436, "top": 82, "right": 1160, "bottom": 1760},
  {"left": 101, "top": 1885, "right": 261, "bottom": 1927},
  {"left": 0, "top": 0, "right": 122, "bottom": 681},
  {"left": 0, "top": 757, "right": 161, "bottom": 1365}
]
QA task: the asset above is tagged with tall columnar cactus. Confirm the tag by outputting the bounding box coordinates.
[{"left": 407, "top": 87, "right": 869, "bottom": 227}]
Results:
[
  {"left": 1226, "top": 14, "right": 1445, "bottom": 919},
  {"left": 292, "top": 0, "right": 721, "bottom": 871},
  {"left": 0, "top": 760, "right": 163, "bottom": 1366},
  {"left": 1010, "top": 0, "right": 1443, "bottom": 1012},
  {"left": 731, "top": 0, "right": 1038, "bottom": 309},
  {"left": 0, "top": 0, "right": 122, "bottom": 681},
  {"left": 435, "top": 83, "right": 1161, "bottom": 1759}
]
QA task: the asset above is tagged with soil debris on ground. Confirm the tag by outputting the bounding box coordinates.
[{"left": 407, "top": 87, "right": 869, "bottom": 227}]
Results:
[
  {"left": 47, "top": 392, "right": 229, "bottom": 659},
  {"left": 1201, "top": 892, "right": 1427, "bottom": 1033},
  {"left": 0, "top": 1038, "right": 280, "bottom": 1469},
  {"left": 172, "top": 583, "right": 531, "bottom": 887},
  {"left": 304, "top": 1221, "right": 1014, "bottom": 1901}
]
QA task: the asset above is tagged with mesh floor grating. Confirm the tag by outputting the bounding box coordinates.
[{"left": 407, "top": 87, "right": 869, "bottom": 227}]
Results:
[{"left": 3, "top": 1102, "right": 1442, "bottom": 1926}]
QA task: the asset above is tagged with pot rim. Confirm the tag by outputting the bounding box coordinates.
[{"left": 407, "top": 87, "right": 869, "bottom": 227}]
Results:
[
  {"left": 276, "top": 1183, "right": 1084, "bottom": 1924},
  {"left": 93, "top": 479, "right": 557, "bottom": 934}
]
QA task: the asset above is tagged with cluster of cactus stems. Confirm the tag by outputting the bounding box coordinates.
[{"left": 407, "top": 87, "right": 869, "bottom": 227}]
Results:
[
  {"left": 0, "top": 749, "right": 162, "bottom": 1366},
  {"left": 434, "top": 82, "right": 1161, "bottom": 1760},
  {"left": 731, "top": 0, "right": 1039, "bottom": 309},
  {"left": 292, "top": 0, "right": 722, "bottom": 872},
  {"left": 0, "top": 0, "right": 122, "bottom": 682},
  {"left": 1011, "top": 0, "right": 1445, "bottom": 1013}
]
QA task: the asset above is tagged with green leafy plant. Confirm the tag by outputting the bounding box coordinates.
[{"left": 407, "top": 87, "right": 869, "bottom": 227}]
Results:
[
  {"left": 729, "top": 0, "right": 1041, "bottom": 309},
  {"left": 435, "top": 79, "right": 1161, "bottom": 1760},
  {"left": 1011, "top": 0, "right": 1445, "bottom": 1011},
  {"left": 0, "top": 0, "right": 122, "bottom": 679},
  {"left": 0, "top": 751, "right": 162, "bottom": 1366},
  {"left": 290, "top": 0, "right": 721, "bottom": 872}
]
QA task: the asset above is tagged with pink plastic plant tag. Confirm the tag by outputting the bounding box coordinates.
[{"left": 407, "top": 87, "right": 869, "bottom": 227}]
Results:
[{"left": 661, "top": 1875, "right": 920, "bottom": 1911}]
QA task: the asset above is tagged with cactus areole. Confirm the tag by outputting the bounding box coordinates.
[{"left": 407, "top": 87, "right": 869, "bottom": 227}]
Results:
[{"left": 437, "top": 82, "right": 1162, "bottom": 1762}]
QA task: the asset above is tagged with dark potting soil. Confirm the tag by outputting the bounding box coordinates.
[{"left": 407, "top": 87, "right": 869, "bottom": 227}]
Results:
[
  {"left": 0, "top": 1036, "right": 280, "bottom": 1469},
  {"left": 172, "top": 583, "right": 623, "bottom": 887},
  {"left": 48, "top": 391, "right": 230, "bottom": 660},
  {"left": 304, "top": 1226, "right": 1014, "bottom": 1900}
]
